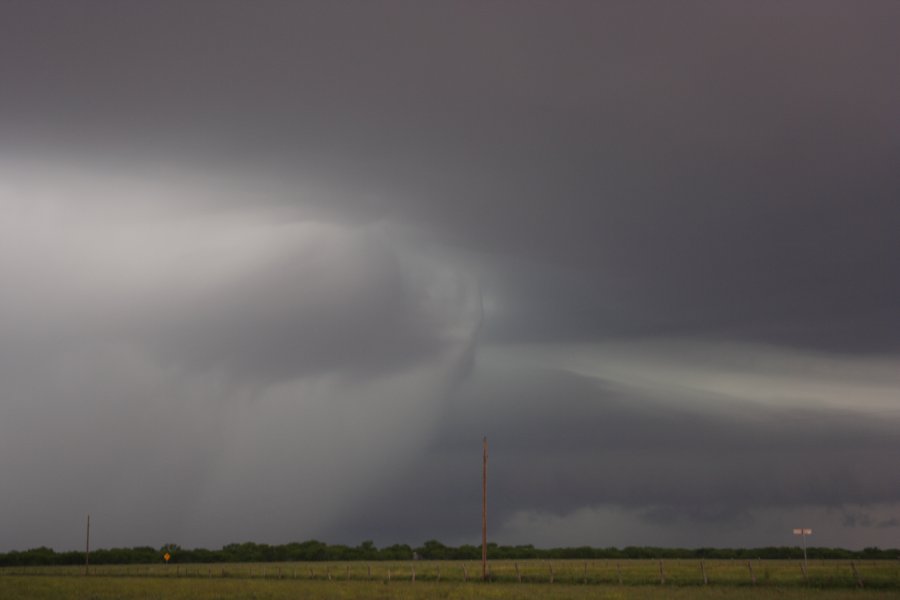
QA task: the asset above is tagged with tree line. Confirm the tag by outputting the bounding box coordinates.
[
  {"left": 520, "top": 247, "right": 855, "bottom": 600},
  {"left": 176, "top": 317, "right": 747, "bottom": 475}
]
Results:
[{"left": 1, "top": 540, "right": 897, "bottom": 566}]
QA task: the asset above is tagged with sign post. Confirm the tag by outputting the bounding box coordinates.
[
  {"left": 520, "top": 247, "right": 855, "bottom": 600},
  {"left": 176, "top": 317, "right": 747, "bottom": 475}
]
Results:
[{"left": 792, "top": 528, "right": 812, "bottom": 572}]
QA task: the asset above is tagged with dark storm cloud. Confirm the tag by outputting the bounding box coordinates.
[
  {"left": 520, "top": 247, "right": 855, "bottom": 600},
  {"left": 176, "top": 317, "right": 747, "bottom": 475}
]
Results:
[
  {"left": 4, "top": 1, "right": 898, "bottom": 351},
  {"left": 1, "top": 1, "right": 899, "bottom": 551}
]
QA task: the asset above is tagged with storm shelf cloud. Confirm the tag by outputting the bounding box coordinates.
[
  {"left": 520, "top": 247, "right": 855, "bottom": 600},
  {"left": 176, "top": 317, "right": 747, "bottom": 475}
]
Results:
[{"left": 1, "top": 1, "right": 899, "bottom": 551}]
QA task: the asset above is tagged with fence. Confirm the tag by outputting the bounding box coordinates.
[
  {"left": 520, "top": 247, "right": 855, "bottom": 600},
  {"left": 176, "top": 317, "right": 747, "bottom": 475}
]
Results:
[{"left": 2, "top": 559, "right": 898, "bottom": 588}]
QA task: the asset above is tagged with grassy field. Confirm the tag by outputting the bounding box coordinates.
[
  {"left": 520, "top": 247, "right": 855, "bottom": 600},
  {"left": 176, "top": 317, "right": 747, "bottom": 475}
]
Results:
[{"left": 2, "top": 559, "right": 899, "bottom": 599}]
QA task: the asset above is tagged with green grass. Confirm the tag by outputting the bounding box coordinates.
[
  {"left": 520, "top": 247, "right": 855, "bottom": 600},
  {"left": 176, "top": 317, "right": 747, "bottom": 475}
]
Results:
[
  {"left": 2, "top": 577, "right": 900, "bottom": 600},
  {"left": 2, "top": 560, "right": 899, "bottom": 599}
]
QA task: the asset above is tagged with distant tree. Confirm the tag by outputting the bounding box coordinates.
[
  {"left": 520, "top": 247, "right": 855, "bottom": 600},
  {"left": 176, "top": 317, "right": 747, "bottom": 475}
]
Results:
[
  {"left": 0, "top": 540, "right": 897, "bottom": 566},
  {"left": 356, "top": 540, "right": 378, "bottom": 560},
  {"left": 379, "top": 544, "right": 413, "bottom": 561}
]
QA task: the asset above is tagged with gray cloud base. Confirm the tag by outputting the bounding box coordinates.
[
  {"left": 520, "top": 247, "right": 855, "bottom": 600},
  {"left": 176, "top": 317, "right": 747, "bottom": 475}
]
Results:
[{"left": 329, "top": 357, "right": 900, "bottom": 548}]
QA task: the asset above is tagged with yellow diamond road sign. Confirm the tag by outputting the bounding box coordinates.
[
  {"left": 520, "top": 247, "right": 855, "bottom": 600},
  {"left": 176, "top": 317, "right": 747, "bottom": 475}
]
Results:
[{"left": 164, "top": 552, "right": 171, "bottom": 562}]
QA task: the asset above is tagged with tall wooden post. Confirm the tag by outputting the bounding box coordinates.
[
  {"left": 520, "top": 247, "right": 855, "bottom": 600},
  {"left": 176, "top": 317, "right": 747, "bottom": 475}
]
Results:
[
  {"left": 482, "top": 436, "right": 488, "bottom": 581},
  {"left": 84, "top": 514, "right": 91, "bottom": 576}
]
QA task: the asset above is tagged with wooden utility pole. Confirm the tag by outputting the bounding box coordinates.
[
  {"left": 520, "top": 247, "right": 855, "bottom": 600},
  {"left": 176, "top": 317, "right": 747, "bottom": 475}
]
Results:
[
  {"left": 84, "top": 514, "right": 90, "bottom": 576},
  {"left": 482, "top": 436, "right": 488, "bottom": 581}
]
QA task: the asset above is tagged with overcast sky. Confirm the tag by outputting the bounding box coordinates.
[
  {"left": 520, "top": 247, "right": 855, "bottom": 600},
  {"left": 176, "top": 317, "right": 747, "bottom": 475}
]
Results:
[{"left": 1, "top": 1, "right": 899, "bottom": 552}]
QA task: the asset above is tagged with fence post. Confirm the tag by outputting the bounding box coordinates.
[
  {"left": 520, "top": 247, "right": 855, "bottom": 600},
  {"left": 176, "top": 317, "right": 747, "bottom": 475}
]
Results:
[
  {"left": 548, "top": 561, "right": 554, "bottom": 584},
  {"left": 700, "top": 559, "right": 708, "bottom": 585},
  {"left": 617, "top": 561, "right": 622, "bottom": 585},
  {"left": 851, "top": 561, "right": 864, "bottom": 588},
  {"left": 515, "top": 561, "right": 521, "bottom": 583},
  {"left": 658, "top": 560, "right": 665, "bottom": 585},
  {"left": 463, "top": 563, "right": 468, "bottom": 582},
  {"left": 583, "top": 561, "right": 588, "bottom": 584},
  {"left": 747, "top": 560, "right": 755, "bottom": 585}
]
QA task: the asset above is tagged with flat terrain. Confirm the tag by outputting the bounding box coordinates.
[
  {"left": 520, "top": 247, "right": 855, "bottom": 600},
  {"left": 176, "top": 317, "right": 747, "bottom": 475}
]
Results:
[{"left": 2, "top": 560, "right": 898, "bottom": 599}]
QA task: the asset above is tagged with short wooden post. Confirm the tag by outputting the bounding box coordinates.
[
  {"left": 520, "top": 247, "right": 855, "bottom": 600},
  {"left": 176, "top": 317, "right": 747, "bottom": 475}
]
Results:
[
  {"left": 851, "top": 561, "right": 864, "bottom": 588},
  {"left": 463, "top": 563, "right": 468, "bottom": 582},
  {"left": 411, "top": 563, "right": 416, "bottom": 583},
  {"left": 747, "top": 560, "right": 755, "bottom": 585},
  {"left": 548, "top": 561, "right": 554, "bottom": 584},
  {"left": 583, "top": 561, "right": 588, "bottom": 584},
  {"left": 658, "top": 560, "right": 665, "bottom": 585},
  {"left": 616, "top": 561, "right": 622, "bottom": 585},
  {"left": 387, "top": 567, "right": 391, "bottom": 583},
  {"left": 700, "top": 559, "right": 707, "bottom": 585},
  {"left": 515, "top": 561, "right": 521, "bottom": 583}
]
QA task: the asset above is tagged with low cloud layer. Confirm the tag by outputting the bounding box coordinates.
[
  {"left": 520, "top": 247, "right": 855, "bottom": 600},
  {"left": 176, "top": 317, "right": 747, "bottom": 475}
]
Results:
[
  {"left": 1, "top": 2, "right": 898, "bottom": 551},
  {"left": 329, "top": 346, "right": 900, "bottom": 548}
]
